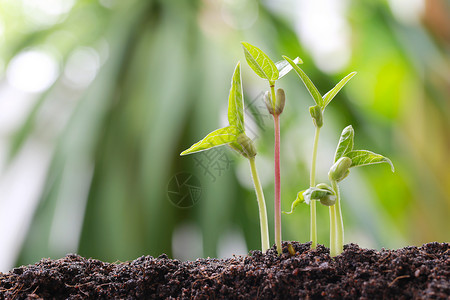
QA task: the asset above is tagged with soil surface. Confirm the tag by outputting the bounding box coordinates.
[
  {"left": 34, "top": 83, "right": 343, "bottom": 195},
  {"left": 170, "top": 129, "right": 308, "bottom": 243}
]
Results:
[{"left": 0, "top": 242, "right": 448, "bottom": 299}]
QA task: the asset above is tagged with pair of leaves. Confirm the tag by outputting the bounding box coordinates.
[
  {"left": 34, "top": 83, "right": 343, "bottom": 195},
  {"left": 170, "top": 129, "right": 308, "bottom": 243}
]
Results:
[
  {"left": 283, "top": 55, "right": 356, "bottom": 111},
  {"left": 180, "top": 62, "right": 246, "bottom": 156},
  {"left": 334, "top": 125, "right": 395, "bottom": 172},
  {"left": 241, "top": 42, "right": 302, "bottom": 84},
  {"left": 182, "top": 42, "right": 299, "bottom": 157}
]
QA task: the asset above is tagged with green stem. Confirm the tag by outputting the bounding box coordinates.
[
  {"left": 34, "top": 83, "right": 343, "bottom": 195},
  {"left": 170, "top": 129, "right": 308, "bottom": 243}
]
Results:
[
  {"left": 273, "top": 114, "right": 282, "bottom": 254},
  {"left": 329, "top": 204, "right": 337, "bottom": 257},
  {"left": 269, "top": 83, "right": 282, "bottom": 255},
  {"left": 309, "top": 126, "right": 320, "bottom": 248},
  {"left": 248, "top": 157, "right": 270, "bottom": 252},
  {"left": 270, "top": 85, "right": 276, "bottom": 112},
  {"left": 330, "top": 180, "right": 344, "bottom": 256}
]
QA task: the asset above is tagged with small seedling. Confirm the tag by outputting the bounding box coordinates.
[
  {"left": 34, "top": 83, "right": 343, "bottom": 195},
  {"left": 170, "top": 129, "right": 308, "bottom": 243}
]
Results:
[
  {"left": 326, "top": 125, "right": 394, "bottom": 256},
  {"left": 286, "top": 125, "right": 394, "bottom": 257},
  {"left": 180, "top": 62, "right": 270, "bottom": 252},
  {"left": 241, "top": 42, "right": 301, "bottom": 254},
  {"left": 283, "top": 56, "right": 356, "bottom": 248}
]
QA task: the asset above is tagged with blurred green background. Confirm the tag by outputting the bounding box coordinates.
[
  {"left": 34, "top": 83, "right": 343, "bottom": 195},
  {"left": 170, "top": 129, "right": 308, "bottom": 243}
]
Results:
[{"left": 0, "top": 0, "right": 449, "bottom": 272}]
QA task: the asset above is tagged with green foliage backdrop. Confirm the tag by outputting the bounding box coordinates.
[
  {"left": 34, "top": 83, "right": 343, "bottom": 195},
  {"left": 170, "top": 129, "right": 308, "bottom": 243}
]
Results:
[{"left": 0, "top": 0, "right": 448, "bottom": 269}]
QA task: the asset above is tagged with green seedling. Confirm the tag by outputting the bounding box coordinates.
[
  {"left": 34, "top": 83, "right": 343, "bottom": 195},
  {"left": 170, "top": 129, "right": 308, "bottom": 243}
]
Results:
[
  {"left": 287, "top": 125, "right": 394, "bottom": 257},
  {"left": 180, "top": 62, "right": 270, "bottom": 252},
  {"left": 283, "top": 55, "right": 356, "bottom": 248},
  {"left": 327, "top": 125, "right": 394, "bottom": 256},
  {"left": 241, "top": 42, "right": 301, "bottom": 254}
]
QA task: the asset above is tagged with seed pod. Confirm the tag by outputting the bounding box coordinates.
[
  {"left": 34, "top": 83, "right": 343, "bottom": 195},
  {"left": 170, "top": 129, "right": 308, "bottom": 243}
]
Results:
[
  {"left": 319, "top": 194, "right": 336, "bottom": 206},
  {"left": 236, "top": 133, "right": 257, "bottom": 158},
  {"left": 264, "top": 91, "right": 275, "bottom": 115},
  {"left": 275, "top": 88, "right": 286, "bottom": 115},
  {"left": 287, "top": 243, "right": 296, "bottom": 256},
  {"left": 328, "top": 157, "right": 352, "bottom": 182},
  {"left": 309, "top": 105, "right": 323, "bottom": 128}
]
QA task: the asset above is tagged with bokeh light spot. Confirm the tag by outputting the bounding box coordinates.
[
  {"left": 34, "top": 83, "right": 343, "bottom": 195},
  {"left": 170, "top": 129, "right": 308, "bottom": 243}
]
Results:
[
  {"left": 6, "top": 49, "right": 59, "bottom": 93},
  {"left": 63, "top": 47, "right": 100, "bottom": 89}
]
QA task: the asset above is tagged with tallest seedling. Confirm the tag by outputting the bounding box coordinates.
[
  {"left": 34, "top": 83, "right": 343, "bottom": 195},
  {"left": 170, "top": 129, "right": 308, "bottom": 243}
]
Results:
[
  {"left": 241, "top": 43, "right": 301, "bottom": 254},
  {"left": 283, "top": 56, "right": 356, "bottom": 248}
]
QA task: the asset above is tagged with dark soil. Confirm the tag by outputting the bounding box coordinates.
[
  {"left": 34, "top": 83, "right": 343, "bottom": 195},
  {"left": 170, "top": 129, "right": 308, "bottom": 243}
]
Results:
[{"left": 0, "top": 242, "right": 448, "bottom": 299}]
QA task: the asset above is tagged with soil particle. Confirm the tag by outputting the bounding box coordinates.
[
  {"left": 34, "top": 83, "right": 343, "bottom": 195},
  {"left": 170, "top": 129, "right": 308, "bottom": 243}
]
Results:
[{"left": 0, "top": 242, "right": 448, "bottom": 299}]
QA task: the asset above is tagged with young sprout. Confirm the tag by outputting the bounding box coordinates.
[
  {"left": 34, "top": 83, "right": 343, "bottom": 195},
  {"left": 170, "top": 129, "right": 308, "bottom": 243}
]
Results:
[
  {"left": 285, "top": 125, "right": 394, "bottom": 257},
  {"left": 327, "top": 125, "right": 395, "bottom": 256},
  {"left": 283, "top": 55, "right": 356, "bottom": 248},
  {"left": 180, "top": 62, "right": 270, "bottom": 252},
  {"left": 241, "top": 42, "right": 301, "bottom": 254}
]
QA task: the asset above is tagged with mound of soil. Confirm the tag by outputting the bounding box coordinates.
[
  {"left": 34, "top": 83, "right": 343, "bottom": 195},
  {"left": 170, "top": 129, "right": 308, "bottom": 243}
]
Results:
[{"left": 0, "top": 242, "right": 448, "bottom": 299}]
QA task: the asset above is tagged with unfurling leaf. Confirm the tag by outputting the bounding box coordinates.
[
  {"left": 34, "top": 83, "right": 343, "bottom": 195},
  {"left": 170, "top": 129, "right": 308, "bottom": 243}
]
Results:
[
  {"left": 322, "top": 72, "right": 356, "bottom": 109},
  {"left": 315, "top": 183, "right": 333, "bottom": 192},
  {"left": 228, "top": 62, "right": 245, "bottom": 133},
  {"left": 334, "top": 125, "right": 354, "bottom": 163},
  {"left": 241, "top": 42, "right": 279, "bottom": 82},
  {"left": 180, "top": 126, "right": 239, "bottom": 156},
  {"left": 283, "top": 191, "right": 305, "bottom": 215},
  {"left": 283, "top": 55, "right": 323, "bottom": 107},
  {"left": 346, "top": 150, "right": 395, "bottom": 172},
  {"left": 275, "top": 57, "right": 303, "bottom": 79},
  {"left": 303, "top": 187, "right": 336, "bottom": 205}
]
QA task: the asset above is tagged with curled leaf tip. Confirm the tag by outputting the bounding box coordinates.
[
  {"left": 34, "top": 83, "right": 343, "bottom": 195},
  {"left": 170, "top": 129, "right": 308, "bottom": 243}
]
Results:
[
  {"left": 283, "top": 191, "right": 305, "bottom": 214},
  {"left": 387, "top": 158, "right": 395, "bottom": 172}
]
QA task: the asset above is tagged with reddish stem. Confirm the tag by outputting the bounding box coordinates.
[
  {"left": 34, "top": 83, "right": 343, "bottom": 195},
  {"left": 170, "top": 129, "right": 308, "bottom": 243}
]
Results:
[{"left": 273, "top": 114, "right": 282, "bottom": 254}]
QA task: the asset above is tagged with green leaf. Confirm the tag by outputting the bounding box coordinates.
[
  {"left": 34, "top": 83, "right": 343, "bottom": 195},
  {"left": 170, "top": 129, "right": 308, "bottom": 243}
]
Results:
[
  {"left": 180, "top": 125, "right": 239, "bottom": 156},
  {"left": 241, "top": 42, "right": 279, "bottom": 82},
  {"left": 345, "top": 150, "right": 395, "bottom": 172},
  {"left": 228, "top": 62, "right": 245, "bottom": 133},
  {"left": 322, "top": 72, "right": 356, "bottom": 109},
  {"left": 283, "top": 55, "right": 323, "bottom": 107},
  {"left": 275, "top": 57, "right": 303, "bottom": 79},
  {"left": 334, "top": 125, "right": 354, "bottom": 163},
  {"left": 283, "top": 191, "right": 305, "bottom": 215}
]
